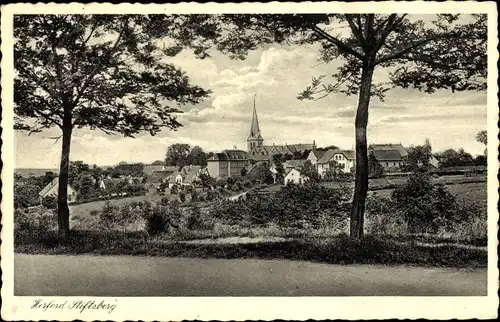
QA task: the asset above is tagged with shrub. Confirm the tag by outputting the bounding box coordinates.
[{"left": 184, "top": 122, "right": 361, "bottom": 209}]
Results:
[
  {"left": 98, "top": 201, "right": 121, "bottom": 230},
  {"left": 142, "top": 200, "right": 181, "bottom": 236},
  {"left": 230, "top": 184, "right": 239, "bottom": 192},
  {"left": 14, "top": 208, "right": 58, "bottom": 243},
  {"left": 14, "top": 184, "right": 41, "bottom": 209},
  {"left": 209, "top": 183, "right": 350, "bottom": 229},
  {"left": 41, "top": 195, "right": 58, "bottom": 210},
  {"left": 171, "top": 184, "right": 179, "bottom": 195},
  {"left": 179, "top": 191, "right": 186, "bottom": 203},
  {"left": 143, "top": 205, "right": 171, "bottom": 236},
  {"left": 243, "top": 180, "right": 252, "bottom": 188},
  {"left": 191, "top": 190, "right": 199, "bottom": 202},
  {"left": 391, "top": 172, "right": 457, "bottom": 233}
]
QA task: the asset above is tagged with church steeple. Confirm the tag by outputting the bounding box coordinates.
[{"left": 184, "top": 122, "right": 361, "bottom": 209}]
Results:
[{"left": 247, "top": 94, "right": 264, "bottom": 152}]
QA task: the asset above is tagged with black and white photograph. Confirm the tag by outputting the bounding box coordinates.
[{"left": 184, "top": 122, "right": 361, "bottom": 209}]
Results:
[{"left": 1, "top": 2, "right": 498, "bottom": 321}]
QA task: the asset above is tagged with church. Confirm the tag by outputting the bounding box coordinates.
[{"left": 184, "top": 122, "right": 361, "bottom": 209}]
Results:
[
  {"left": 207, "top": 96, "right": 316, "bottom": 178},
  {"left": 246, "top": 95, "right": 316, "bottom": 161}
]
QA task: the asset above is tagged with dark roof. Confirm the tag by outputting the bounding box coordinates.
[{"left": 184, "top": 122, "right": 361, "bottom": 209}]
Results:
[
  {"left": 310, "top": 150, "right": 326, "bottom": 159},
  {"left": 284, "top": 159, "right": 306, "bottom": 168},
  {"left": 147, "top": 170, "right": 176, "bottom": 184},
  {"left": 371, "top": 150, "right": 404, "bottom": 161},
  {"left": 208, "top": 150, "right": 248, "bottom": 161},
  {"left": 336, "top": 150, "right": 355, "bottom": 160},
  {"left": 370, "top": 144, "right": 408, "bottom": 157},
  {"left": 317, "top": 149, "right": 338, "bottom": 164}
]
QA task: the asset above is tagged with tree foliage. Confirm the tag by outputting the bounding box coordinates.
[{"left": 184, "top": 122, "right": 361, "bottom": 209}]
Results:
[{"left": 402, "top": 139, "right": 433, "bottom": 172}]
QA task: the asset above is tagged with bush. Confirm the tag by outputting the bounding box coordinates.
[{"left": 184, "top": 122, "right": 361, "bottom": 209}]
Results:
[
  {"left": 230, "top": 184, "right": 240, "bottom": 192},
  {"left": 14, "top": 208, "right": 58, "bottom": 244},
  {"left": 209, "top": 183, "right": 350, "bottom": 229},
  {"left": 142, "top": 200, "right": 181, "bottom": 236},
  {"left": 98, "top": 201, "right": 121, "bottom": 230},
  {"left": 41, "top": 195, "right": 58, "bottom": 210},
  {"left": 179, "top": 191, "right": 186, "bottom": 203},
  {"left": 243, "top": 180, "right": 252, "bottom": 188},
  {"left": 14, "top": 184, "right": 41, "bottom": 209},
  {"left": 171, "top": 184, "right": 179, "bottom": 195},
  {"left": 191, "top": 190, "right": 199, "bottom": 202},
  {"left": 143, "top": 205, "right": 170, "bottom": 236},
  {"left": 391, "top": 172, "right": 457, "bottom": 233}
]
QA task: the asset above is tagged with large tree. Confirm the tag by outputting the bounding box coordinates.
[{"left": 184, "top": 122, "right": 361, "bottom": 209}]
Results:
[
  {"left": 187, "top": 145, "right": 208, "bottom": 166},
  {"left": 209, "top": 14, "right": 486, "bottom": 238},
  {"left": 14, "top": 15, "right": 211, "bottom": 236},
  {"left": 165, "top": 143, "right": 191, "bottom": 168}
]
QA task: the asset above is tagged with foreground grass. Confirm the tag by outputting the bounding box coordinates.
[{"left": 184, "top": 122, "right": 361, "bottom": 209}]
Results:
[{"left": 15, "top": 230, "right": 486, "bottom": 269}]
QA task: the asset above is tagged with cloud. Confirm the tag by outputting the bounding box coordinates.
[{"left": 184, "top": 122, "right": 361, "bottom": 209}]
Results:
[{"left": 15, "top": 41, "right": 488, "bottom": 168}]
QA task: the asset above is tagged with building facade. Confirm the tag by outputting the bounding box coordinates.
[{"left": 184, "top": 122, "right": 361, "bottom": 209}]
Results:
[{"left": 207, "top": 150, "right": 249, "bottom": 178}]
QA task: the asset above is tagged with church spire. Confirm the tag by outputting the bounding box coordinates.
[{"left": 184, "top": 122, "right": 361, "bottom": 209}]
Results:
[
  {"left": 249, "top": 94, "right": 261, "bottom": 138},
  {"left": 247, "top": 94, "right": 264, "bottom": 152}
]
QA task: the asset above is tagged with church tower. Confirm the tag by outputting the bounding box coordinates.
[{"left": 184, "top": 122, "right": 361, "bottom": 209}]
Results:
[{"left": 247, "top": 94, "right": 264, "bottom": 152}]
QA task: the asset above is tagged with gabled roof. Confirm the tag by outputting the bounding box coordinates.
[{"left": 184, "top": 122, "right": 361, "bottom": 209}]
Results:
[
  {"left": 284, "top": 159, "right": 306, "bottom": 168},
  {"left": 143, "top": 164, "right": 165, "bottom": 174},
  {"left": 39, "top": 177, "right": 75, "bottom": 197},
  {"left": 39, "top": 177, "right": 59, "bottom": 197},
  {"left": 371, "top": 150, "right": 403, "bottom": 161},
  {"left": 208, "top": 150, "right": 248, "bottom": 161},
  {"left": 334, "top": 150, "right": 356, "bottom": 160},
  {"left": 249, "top": 154, "right": 272, "bottom": 161},
  {"left": 181, "top": 165, "right": 202, "bottom": 174},
  {"left": 317, "top": 149, "right": 338, "bottom": 164},
  {"left": 310, "top": 150, "right": 326, "bottom": 159},
  {"left": 370, "top": 144, "right": 408, "bottom": 157},
  {"left": 147, "top": 170, "right": 175, "bottom": 184}
]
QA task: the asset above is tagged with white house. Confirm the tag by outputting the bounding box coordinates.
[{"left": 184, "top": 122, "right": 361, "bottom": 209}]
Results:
[
  {"left": 316, "top": 149, "right": 356, "bottom": 176},
  {"left": 284, "top": 169, "right": 309, "bottom": 185},
  {"left": 39, "top": 177, "right": 78, "bottom": 204}
]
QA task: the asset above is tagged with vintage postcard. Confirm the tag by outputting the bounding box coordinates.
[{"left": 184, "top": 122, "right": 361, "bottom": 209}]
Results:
[{"left": 1, "top": 1, "right": 498, "bottom": 321}]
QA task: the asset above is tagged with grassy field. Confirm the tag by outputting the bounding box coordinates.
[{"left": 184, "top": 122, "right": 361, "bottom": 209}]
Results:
[
  {"left": 372, "top": 181, "right": 487, "bottom": 208},
  {"left": 69, "top": 194, "right": 167, "bottom": 223}
]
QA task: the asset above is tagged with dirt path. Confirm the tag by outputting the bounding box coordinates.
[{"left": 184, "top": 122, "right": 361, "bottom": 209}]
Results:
[{"left": 15, "top": 254, "right": 487, "bottom": 296}]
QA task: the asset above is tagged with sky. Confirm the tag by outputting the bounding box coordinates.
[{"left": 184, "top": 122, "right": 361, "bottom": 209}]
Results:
[{"left": 15, "top": 33, "right": 487, "bottom": 168}]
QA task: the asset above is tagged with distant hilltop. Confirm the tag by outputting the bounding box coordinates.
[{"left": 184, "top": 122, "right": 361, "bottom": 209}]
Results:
[{"left": 15, "top": 168, "right": 59, "bottom": 178}]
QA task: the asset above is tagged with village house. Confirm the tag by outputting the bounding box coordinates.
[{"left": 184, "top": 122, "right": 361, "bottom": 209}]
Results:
[
  {"left": 39, "top": 177, "right": 78, "bottom": 204},
  {"left": 316, "top": 149, "right": 356, "bottom": 176},
  {"left": 284, "top": 168, "right": 309, "bottom": 185},
  {"left": 369, "top": 144, "right": 408, "bottom": 171}
]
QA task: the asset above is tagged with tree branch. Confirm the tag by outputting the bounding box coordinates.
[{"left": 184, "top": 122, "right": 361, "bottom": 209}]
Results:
[
  {"left": 74, "top": 17, "right": 130, "bottom": 107},
  {"left": 374, "top": 35, "right": 442, "bottom": 65},
  {"left": 373, "top": 14, "right": 407, "bottom": 53},
  {"left": 310, "top": 24, "right": 364, "bottom": 60},
  {"left": 345, "top": 15, "right": 367, "bottom": 51}
]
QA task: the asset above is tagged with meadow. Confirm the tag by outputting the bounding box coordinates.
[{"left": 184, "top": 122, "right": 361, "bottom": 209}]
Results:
[{"left": 15, "top": 174, "right": 488, "bottom": 268}]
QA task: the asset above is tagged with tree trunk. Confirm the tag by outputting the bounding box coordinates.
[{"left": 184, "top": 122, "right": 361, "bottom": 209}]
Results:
[
  {"left": 350, "top": 63, "right": 375, "bottom": 239},
  {"left": 57, "top": 114, "right": 73, "bottom": 237}
]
